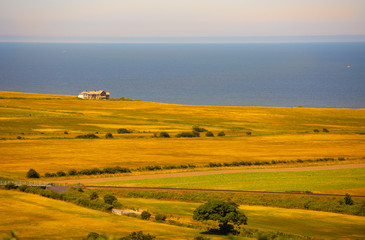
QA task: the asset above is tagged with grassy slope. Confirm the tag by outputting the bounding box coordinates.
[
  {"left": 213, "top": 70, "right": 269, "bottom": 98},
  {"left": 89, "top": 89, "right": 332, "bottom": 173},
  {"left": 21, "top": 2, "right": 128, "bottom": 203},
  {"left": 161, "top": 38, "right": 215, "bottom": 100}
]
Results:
[
  {"left": 116, "top": 197, "right": 365, "bottom": 239},
  {"left": 0, "top": 91, "right": 365, "bottom": 178},
  {"left": 0, "top": 189, "right": 207, "bottom": 240},
  {"left": 93, "top": 167, "right": 365, "bottom": 193}
]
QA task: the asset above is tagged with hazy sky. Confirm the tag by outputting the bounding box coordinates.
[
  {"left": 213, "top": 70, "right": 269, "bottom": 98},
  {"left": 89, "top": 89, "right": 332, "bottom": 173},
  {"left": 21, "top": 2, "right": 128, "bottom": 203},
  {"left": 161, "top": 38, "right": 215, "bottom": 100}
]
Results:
[{"left": 1, "top": 0, "right": 365, "bottom": 42}]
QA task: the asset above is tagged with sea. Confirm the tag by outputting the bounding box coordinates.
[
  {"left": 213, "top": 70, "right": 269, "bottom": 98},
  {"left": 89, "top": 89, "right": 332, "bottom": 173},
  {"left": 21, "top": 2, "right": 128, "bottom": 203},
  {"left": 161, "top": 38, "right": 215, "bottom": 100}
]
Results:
[{"left": 0, "top": 42, "right": 364, "bottom": 108}]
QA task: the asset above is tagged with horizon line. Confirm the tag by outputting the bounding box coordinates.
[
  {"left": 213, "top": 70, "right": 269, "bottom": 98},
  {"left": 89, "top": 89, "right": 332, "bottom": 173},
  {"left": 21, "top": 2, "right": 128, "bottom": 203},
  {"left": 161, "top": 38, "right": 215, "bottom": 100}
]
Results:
[{"left": 1, "top": 34, "right": 365, "bottom": 44}]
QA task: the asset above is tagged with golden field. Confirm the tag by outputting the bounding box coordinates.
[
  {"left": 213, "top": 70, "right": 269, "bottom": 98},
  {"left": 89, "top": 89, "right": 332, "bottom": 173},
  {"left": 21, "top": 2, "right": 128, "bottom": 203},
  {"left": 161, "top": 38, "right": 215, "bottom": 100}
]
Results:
[
  {"left": 0, "top": 91, "right": 365, "bottom": 178},
  {"left": 0, "top": 189, "right": 205, "bottom": 240}
]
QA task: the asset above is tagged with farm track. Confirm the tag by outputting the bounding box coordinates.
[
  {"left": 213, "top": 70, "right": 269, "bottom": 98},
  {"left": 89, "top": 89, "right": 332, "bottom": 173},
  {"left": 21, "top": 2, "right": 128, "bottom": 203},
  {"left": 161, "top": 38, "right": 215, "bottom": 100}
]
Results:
[
  {"left": 83, "top": 185, "right": 365, "bottom": 198},
  {"left": 57, "top": 163, "right": 365, "bottom": 184}
]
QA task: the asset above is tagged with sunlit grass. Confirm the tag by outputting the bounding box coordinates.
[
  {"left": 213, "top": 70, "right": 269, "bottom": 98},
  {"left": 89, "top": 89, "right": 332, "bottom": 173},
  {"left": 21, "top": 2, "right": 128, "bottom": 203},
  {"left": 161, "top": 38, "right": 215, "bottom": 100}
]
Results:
[
  {"left": 0, "top": 91, "right": 364, "bottom": 178},
  {"left": 94, "top": 167, "right": 365, "bottom": 193},
  {"left": 0, "top": 190, "right": 204, "bottom": 240},
  {"left": 116, "top": 197, "right": 365, "bottom": 239}
]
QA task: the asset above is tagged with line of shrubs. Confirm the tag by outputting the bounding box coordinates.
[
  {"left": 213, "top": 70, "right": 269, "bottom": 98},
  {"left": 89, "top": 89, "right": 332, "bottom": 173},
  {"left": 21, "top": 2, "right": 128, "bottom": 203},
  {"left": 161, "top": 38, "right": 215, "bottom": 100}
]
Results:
[
  {"left": 44, "top": 166, "right": 131, "bottom": 178},
  {"left": 35, "top": 157, "right": 346, "bottom": 179},
  {"left": 136, "top": 164, "right": 196, "bottom": 171},
  {"left": 6, "top": 185, "right": 116, "bottom": 212},
  {"left": 206, "top": 157, "right": 345, "bottom": 168},
  {"left": 40, "top": 164, "right": 196, "bottom": 178},
  {"left": 120, "top": 189, "right": 365, "bottom": 216}
]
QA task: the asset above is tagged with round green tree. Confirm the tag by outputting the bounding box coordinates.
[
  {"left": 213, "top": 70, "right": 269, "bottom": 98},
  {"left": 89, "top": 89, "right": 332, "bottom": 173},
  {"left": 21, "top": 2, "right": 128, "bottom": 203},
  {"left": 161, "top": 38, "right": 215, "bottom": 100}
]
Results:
[
  {"left": 103, "top": 194, "right": 117, "bottom": 205},
  {"left": 193, "top": 200, "right": 247, "bottom": 234},
  {"left": 26, "top": 169, "right": 40, "bottom": 178}
]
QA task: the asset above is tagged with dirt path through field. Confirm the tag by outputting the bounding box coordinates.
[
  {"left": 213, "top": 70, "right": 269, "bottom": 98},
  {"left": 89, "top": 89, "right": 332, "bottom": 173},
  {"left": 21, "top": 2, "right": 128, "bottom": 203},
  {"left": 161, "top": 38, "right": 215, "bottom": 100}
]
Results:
[{"left": 57, "top": 163, "right": 365, "bottom": 184}]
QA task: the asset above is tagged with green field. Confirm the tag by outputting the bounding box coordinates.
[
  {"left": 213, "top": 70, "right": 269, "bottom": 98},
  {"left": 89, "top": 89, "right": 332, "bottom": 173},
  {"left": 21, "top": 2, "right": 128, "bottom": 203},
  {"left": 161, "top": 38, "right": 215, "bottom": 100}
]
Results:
[
  {"left": 92, "top": 167, "right": 365, "bottom": 193},
  {"left": 116, "top": 197, "right": 365, "bottom": 239}
]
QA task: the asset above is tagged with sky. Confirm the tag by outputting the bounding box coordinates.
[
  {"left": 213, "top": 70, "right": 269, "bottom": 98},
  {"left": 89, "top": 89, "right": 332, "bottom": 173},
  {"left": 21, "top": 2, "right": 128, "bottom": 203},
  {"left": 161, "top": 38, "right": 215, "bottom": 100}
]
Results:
[{"left": 1, "top": 0, "right": 365, "bottom": 43}]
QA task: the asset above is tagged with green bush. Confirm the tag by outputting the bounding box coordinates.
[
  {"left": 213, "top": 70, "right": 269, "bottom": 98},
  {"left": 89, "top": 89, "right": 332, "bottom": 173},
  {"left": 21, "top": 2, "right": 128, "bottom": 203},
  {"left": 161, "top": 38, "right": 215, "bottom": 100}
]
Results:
[
  {"left": 5, "top": 183, "right": 17, "bottom": 190},
  {"left": 26, "top": 169, "right": 40, "bottom": 178},
  {"left": 175, "top": 131, "right": 200, "bottom": 138},
  {"left": 192, "top": 126, "right": 208, "bottom": 132},
  {"left": 56, "top": 171, "right": 66, "bottom": 177},
  {"left": 159, "top": 132, "right": 170, "bottom": 138},
  {"left": 141, "top": 211, "right": 151, "bottom": 220},
  {"left": 205, "top": 131, "right": 214, "bottom": 137},
  {"left": 323, "top": 128, "right": 329, "bottom": 133},
  {"left": 112, "top": 200, "right": 123, "bottom": 209},
  {"left": 121, "top": 231, "right": 155, "bottom": 240},
  {"left": 86, "top": 232, "right": 99, "bottom": 240},
  {"left": 105, "top": 133, "right": 113, "bottom": 139},
  {"left": 344, "top": 193, "right": 354, "bottom": 205},
  {"left": 104, "top": 194, "right": 117, "bottom": 205},
  {"left": 313, "top": 129, "right": 320, "bottom": 133},
  {"left": 90, "top": 192, "right": 99, "bottom": 200},
  {"left": 154, "top": 214, "right": 166, "bottom": 222},
  {"left": 117, "top": 128, "right": 132, "bottom": 134},
  {"left": 68, "top": 169, "right": 77, "bottom": 176},
  {"left": 217, "top": 131, "right": 225, "bottom": 136},
  {"left": 76, "top": 134, "right": 99, "bottom": 139},
  {"left": 18, "top": 185, "right": 29, "bottom": 192}
]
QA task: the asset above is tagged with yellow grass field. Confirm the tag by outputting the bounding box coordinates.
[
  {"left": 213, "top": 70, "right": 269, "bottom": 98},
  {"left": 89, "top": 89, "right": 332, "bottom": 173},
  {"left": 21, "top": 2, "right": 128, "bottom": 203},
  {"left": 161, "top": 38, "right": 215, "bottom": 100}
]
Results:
[
  {"left": 0, "top": 189, "right": 207, "bottom": 240},
  {"left": 0, "top": 91, "right": 365, "bottom": 178}
]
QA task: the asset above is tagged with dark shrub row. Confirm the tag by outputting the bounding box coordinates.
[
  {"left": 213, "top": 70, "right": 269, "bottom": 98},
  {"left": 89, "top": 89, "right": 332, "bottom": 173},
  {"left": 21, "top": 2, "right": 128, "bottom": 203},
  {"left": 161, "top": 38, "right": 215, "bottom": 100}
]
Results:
[
  {"left": 75, "top": 134, "right": 99, "bottom": 139},
  {"left": 120, "top": 190, "right": 365, "bottom": 216},
  {"left": 12, "top": 185, "right": 114, "bottom": 212},
  {"left": 176, "top": 131, "right": 200, "bottom": 138},
  {"left": 44, "top": 166, "right": 131, "bottom": 178},
  {"left": 207, "top": 157, "right": 342, "bottom": 168},
  {"left": 136, "top": 164, "right": 196, "bottom": 171}
]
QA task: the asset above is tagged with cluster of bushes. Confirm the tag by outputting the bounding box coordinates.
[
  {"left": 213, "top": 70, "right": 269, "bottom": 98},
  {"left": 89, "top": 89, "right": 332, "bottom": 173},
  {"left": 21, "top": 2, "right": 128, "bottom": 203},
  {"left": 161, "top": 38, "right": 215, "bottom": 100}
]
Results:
[
  {"left": 44, "top": 166, "right": 131, "bottom": 178},
  {"left": 86, "top": 231, "right": 155, "bottom": 240},
  {"left": 117, "top": 128, "right": 132, "bottom": 134},
  {"left": 313, "top": 128, "right": 330, "bottom": 133},
  {"left": 176, "top": 131, "right": 200, "bottom": 138},
  {"left": 5, "top": 185, "right": 122, "bottom": 212},
  {"left": 118, "top": 190, "right": 365, "bottom": 216},
  {"left": 76, "top": 134, "right": 99, "bottom": 139},
  {"left": 136, "top": 164, "right": 196, "bottom": 171},
  {"left": 206, "top": 157, "right": 345, "bottom": 168}
]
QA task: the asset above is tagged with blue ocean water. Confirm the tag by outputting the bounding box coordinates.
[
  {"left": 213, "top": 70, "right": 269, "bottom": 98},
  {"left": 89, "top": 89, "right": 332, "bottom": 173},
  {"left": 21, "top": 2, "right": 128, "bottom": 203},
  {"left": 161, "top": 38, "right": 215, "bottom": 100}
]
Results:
[{"left": 0, "top": 42, "right": 364, "bottom": 108}]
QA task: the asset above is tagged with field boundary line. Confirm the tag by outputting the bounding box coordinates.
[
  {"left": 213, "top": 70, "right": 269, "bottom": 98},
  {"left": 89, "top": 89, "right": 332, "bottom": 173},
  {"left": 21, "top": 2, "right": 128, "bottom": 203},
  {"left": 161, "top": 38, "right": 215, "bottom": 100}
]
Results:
[
  {"left": 57, "top": 163, "right": 365, "bottom": 184},
  {"left": 84, "top": 186, "right": 365, "bottom": 198}
]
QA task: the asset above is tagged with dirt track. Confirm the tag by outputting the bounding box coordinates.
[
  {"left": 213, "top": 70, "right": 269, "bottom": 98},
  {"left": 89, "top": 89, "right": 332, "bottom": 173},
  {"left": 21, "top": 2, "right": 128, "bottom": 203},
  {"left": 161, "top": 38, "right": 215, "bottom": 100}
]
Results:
[{"left": 57, "top": 163, "right": 365, "bottom": 184}]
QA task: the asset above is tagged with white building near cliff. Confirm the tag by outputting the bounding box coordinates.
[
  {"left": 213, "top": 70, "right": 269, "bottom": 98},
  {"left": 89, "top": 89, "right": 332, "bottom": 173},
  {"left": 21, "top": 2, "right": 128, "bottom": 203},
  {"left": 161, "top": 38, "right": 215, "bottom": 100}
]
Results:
[{"left": 78, "top": 89, "right": 110, "bottom": 100}]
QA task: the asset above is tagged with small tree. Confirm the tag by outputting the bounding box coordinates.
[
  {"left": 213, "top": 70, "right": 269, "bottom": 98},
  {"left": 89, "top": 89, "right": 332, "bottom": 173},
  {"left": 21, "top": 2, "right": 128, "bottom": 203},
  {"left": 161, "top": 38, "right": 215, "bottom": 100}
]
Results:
[
  {"left": 313, "top": 129, "right": 320, "bottom": 133},
  {"left": 154, "top": 214, "right": 166, "bottom": 222},
  {"left": 344, "top": 193, "right": 354, "bottom": 205},
  {"left": 217, "top": 131, "right": 225, "bottom": 137},
  {"left": 322, "top": 128, "right": 329, "bottom": 133},
  {"left": 26, "top": 169, "right": 40, "bottom": 178},
  {"left": 105, "top": 133, "right": 113, "bottom": 139},
  {"left": 104, "top": 194, "right": 117, "bottom": 205},
  {"left": 205, "top": 131, "right": 214, "bottom": 137},
  {"left": 141, "top": 210, "right": 151, "bottom": 220},
  {"left": 193, "top": 200, "right": 247, "bottom": 234}
]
